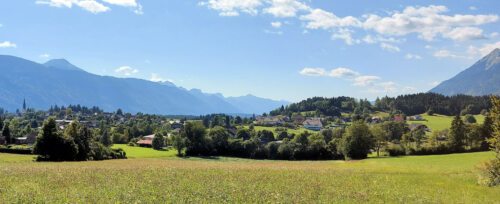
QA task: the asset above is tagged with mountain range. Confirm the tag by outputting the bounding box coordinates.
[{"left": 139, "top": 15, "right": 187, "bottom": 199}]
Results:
[
  {"left": 0, "top": 55, "right": 288, "bottom": 115},
  {"left": 430, "top": 48, "right": 500, "bottom": 96}
]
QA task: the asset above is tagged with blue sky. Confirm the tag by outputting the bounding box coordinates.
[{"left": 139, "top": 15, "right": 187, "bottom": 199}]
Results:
[{"left": 0, "top": 0, "right": 499, "bottom": 102}]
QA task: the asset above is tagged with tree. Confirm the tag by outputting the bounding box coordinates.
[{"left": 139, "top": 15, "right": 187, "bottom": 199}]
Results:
[
  {"left": 371, "top": 124, "right": 388, "bottom": 157},
  {"left": 65, "top": 121, "right": 92, "bottom": 161},
  {"left": 481, "top": 114, "right": 494, "bottom": 150},
  {"left": 340, "top": 121, "right": 373, "bottom": 160},
  {"left": 33, "top": 118, "right": 78, "bottom": 161},
  {"left": 449, "top": 115, "right": 466, "bottom": 151},
  {"left": 2, "top": 122, "right": 11, "bottom": 144},
  {"left": 152, "top": 132, "right": 165, "bottom": 150},
  {"left": 183, "top": 122, "right": 208, "bottom": 155},
  {"left": 479, "top": 96, "right": 500, "bottom": 186},
  {"left": 100, "top": 130, "right": 112, "bottom": 147},
  {"left": 172, "top": 133, "right": 186, "bottom": 156},
  {"left": 234, "top": 116, "right": 243, "bottom": 125},
  {"left": 208, "top": 126, "right": 230, "bottom": 154},
  {"left": 236, "top": 128, "right": 251, "bottom": 140},
  {"left": 464, "top": 114, "right": 477, "bottom": 124},
  {"left": 258, "top": 130, "right": 275, "bottom": 143}
]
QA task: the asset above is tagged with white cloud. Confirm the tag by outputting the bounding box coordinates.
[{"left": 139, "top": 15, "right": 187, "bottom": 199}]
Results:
[
  {"left": 263, "top": 0, "right": 310, "bottom": 18},
  {"left": 115, "top": 66, "right": 138, "bottom": 76},
  {"left": 150, "top": 73, "right": 164, "bottom": 82},
  {"left": 442, "top": 27, "right": 486, "bottom": 41},
  {"left": 300, "top": 8, "right": 360, "bottom": 30},
  {"left": 353, "top": 75, "right": 380, "bottom": 87},
  {"left": 0, "top": 41, "right": 17, "bottom": 48},
  {"left": 331, "top": 28, "right": 360, "bottom": 45},
  {"left": 469, "top": 6, "right": 477, "bottom": 11},
  {"left": 102, "top": 0, "right": 137, "bottom": 7},
  {"left": 199, "top": 0, "right": 263, "bottom": 16},
  {"left": 76, "top": 0, "right": 110, "bottom": 13},
  {"left": 380, "top": 43, "right": 400, "bottom": 52},
  {"left": 36, "top": 0, "right": 144, "bottom": 14},
  {"left": 36, "top": 0, "right": 110, "bottom": 13},
  {"left": 39, "top": 53, "right": 51, "bottom": 58},
  {"left": 362, "top": 35, "right": 402, "bottom": 44},
  {"left": 433, "top": 49, "right": 463, "bottom": 58},
  {"left": 299, "top": 67, "right": 326, "bottom": 76},
  {"left": 467, "top": 41, "right": 500, "bottom": 56},
  {"left": 329, "top": 67, "right": 359, "bottom": 78},
  {"left": 35, "top": 0, "right": 73, "bottom": 8},
  {"left": 270, "top": 21, "right": 282, "bottom": 28},
  {"left": 300, "top": 66, "right": 416, "bottom": 94},
  {"left": 102, "top": 0, "right": 142, "bottom": 14},
  {"left": 362, "top": 5, "right": 498, "bottom": 41},
  {"left": 405, "top": 53, "right": 422, "bottom": 60}
]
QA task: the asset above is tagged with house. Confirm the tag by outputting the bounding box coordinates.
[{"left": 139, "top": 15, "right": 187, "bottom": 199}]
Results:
[
  {"left": 394, "top": 115, "right": 405, "bottom": 122},
  {"left": 291, "top": 114, "right": 305, "bottom": 124},
  {"left": 407, "top": 115, "right": 424, "bottom": 121},
  {"left": 13, "top": 132, "right": 37, "bottom": 145},
  {"left": 409, "top": 123, "right": 431, "bottom": 132},
  {"left": 137, "top": 135, "right": 155, "bottom": 147},
  {"left": 303, "top": 118, "right": 323, "bottom": 131},
  {"left": 170, "top": 122, "right": 183, "bottom": 130},
  {"left": 254, "top": 116, "right": 285, "bottom": 126}
]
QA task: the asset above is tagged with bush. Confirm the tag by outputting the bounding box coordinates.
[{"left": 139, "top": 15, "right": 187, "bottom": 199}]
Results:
[
  {"left": 387, "top": 145, "right": 405, "bottom": 156},
  {"left": 478, "top": 159, "right": 500, "bottom": 187}
]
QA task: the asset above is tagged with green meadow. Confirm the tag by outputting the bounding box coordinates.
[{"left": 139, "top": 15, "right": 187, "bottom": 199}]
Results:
[
  {"left": 408, "top": 114, "right": 485, "bottom": 131},
  {"left": 0, "top": 150, "right": 498, "bottom": 203}
]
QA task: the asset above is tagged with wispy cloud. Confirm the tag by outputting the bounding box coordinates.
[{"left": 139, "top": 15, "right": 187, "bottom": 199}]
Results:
[
  {"left": 115, "top": 66, "right": 139, "bottom": 76},
  {"left": 0, "top": 41, "right": 17, "bottom": 48},
  {"left": 299, "top": 66, "right": 417, "bottom": 94},
  {"left": 36, "top": 0, "right": 142, "bottom": 14},
  {"left": 201, "top": 2, "right": 499, "bottom": 51}
]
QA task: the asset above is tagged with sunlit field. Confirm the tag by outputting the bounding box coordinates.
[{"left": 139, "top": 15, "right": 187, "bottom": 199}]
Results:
[
  {"left": 0, "top": 151, "right": 498, "bottom": 203},
  {"left": 407, "top": 114, "right": 485, "bottom": 131}
]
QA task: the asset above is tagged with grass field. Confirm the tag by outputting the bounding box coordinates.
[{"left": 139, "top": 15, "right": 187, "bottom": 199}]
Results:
[
  {"left": 0, "top": 151, "right": 498, "bottom": 203},
  {"left": 113, "top": 144, "right": 177, "bottom": 158},
  {"left": 408, "top": 114, "right": 485, "bottom": 131}
]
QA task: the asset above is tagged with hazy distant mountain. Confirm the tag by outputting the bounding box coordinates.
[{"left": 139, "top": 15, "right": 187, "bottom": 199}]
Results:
[
  {"left": 430, "top": 48, "right": 500, "bottom": 96},
  {"left": 0, "top": 55, "right": 288, "bottom": 115},
  {"left": 226, "top": 94, "right": 289, "bottom": 115}
]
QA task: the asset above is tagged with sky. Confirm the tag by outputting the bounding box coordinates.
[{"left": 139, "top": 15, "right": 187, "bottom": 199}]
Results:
[{"left": 0, "top": 0, "right": 499, "bottom": 102}]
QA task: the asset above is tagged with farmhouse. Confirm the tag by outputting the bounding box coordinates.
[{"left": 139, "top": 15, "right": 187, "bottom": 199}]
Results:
[
  {"left": 137, "top": 135, "right": 155, "bottom": 147},
  {"left": 170, "top": 121, "right": 183, "bottom": 129},
  {"left": 303, "top": 118, "right": 323, "bottom": 131},
  {"left": 409, "top": 123, "right": 431, "bottom": 132},
  {"left": 254, "top": 116, "right": 285, "bottom": 126},
  {"left": 407, "top": 115, "right": 424, "bottom": 121},
  {"left": 394, "top": 115, "right": 405, "bottom": 122}
]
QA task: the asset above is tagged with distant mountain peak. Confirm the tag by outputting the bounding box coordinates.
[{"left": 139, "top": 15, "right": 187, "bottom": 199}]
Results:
[
  {"left": 44, "top": 59, "right": 83, "bottom": 71},
  {"left": 430, "top": 48, "right": 500, "bottom": 96},
  {"left": 482, "top": 48, "right": 500, "bottom": 70}
]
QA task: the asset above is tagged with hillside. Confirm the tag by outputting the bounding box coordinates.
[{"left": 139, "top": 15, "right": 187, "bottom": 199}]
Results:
[
  {"left": 430, "top": 48, "right": 500, "bottom": 96},
  {"left": 0, "top": 55, "right": 288, "bottom": 115}
]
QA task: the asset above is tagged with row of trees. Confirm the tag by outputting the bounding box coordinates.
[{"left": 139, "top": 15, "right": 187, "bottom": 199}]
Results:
[
  {"left": 33, "top": 118, "right": 126, "bottom": 161},
  {"left": 270, "top": 93, "right": 491, "bottom": 118},
  {"left": 172, "top": 120, "right": 375, "bottom": 160}
]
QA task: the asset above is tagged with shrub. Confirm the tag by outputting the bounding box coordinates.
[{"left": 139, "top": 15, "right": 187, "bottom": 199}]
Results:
[{"left": 478, "top": 159, "right": 500, "bottom": 187}]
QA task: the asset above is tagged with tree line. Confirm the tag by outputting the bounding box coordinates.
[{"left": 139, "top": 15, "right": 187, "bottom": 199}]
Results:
[{"left": 270, "top": 93, "right": 492, "bottom": 117}]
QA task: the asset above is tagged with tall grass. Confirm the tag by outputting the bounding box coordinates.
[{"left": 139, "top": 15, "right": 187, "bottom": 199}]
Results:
[{"left": 0, "top": 151, "right": 498, "bottom": 203}]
